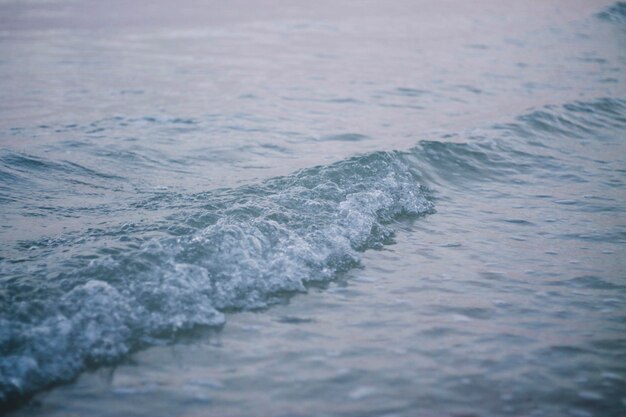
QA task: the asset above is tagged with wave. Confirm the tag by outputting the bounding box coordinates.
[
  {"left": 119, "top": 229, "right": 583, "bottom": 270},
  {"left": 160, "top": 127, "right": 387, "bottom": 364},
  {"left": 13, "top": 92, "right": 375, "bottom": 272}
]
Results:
[
  {"left": 597, "top": 2, "right": 626, "bottom": 23},
  {"left": 0, "top": 149, "right": 125, "bottom": 205},
  {"left": 2, "top": 97, "right": 626, "bottom": 408},
  {"left": 0, "top": 149, "right": 434, "bottom": 408},
  {"left": 497, "top": 98, "right": 626, "bottom": 140}
]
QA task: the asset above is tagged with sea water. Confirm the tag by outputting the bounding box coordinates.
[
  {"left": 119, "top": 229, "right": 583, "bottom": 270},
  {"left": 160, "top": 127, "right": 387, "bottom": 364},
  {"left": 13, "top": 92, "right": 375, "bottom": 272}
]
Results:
[{"left": 1, "top": 1, "right": 625, "bottom": 416}]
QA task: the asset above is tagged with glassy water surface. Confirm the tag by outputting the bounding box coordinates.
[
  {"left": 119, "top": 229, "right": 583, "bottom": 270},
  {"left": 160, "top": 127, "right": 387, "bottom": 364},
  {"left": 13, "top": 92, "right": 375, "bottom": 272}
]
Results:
[{"left": 1, "top": 1, "right": 625, "bottom": 416}]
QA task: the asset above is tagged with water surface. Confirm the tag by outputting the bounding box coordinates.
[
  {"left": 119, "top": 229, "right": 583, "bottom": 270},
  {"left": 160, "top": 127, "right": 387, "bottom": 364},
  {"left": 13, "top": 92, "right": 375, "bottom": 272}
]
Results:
[{"left": 1, "top": 1, "right": 626, "bottom": 416}]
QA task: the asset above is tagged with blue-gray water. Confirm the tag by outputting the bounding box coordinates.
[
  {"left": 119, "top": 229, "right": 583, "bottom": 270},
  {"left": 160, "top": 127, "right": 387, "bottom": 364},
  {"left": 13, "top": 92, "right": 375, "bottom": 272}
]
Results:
[{"left": 1, "top": 1, "right": 626, "bottom": 416}]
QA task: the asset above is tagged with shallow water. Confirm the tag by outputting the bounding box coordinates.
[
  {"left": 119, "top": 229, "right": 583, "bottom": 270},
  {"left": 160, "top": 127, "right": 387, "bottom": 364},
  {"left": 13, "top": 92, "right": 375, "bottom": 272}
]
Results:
[{"left": 1, "top": 1, "right": 626, "bottom": 416}]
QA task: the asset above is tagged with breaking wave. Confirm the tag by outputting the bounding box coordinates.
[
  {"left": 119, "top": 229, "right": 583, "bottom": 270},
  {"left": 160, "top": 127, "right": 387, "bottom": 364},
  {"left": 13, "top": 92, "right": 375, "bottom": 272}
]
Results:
[
  {"left": 1, "top": 97, "right": 626, "bottom": 408},
  {"left": 0, "top": 149, "right": 434, "bottom": 407}
]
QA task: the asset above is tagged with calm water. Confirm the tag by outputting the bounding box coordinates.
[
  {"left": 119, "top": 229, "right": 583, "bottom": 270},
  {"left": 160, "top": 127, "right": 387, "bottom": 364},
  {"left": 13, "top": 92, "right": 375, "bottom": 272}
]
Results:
[{"left": 1, "top": 1, "right": 626, "bottom": 416}]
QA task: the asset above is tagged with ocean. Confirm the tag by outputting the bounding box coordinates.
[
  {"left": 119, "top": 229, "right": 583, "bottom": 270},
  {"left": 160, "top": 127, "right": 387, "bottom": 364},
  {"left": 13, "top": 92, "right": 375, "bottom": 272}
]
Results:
[{"left": 1, "top": 1, "right": 625, "bottom": 416}]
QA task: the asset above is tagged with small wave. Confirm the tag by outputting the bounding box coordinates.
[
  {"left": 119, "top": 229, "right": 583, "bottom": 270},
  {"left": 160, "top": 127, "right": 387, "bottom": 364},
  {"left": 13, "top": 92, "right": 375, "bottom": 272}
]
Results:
[
  {"left": 316, "top": 133, "right": 370, "bottom": 142},
  {"left": 0, "top": 150, "right": 124, "bottom": 182},
  {"left": 596, "top": 2, "right": 626, "bottom": 23},
  {"left": 495, "top": 98, "right": 626, "bottom": 140},
  {"left": 0, "top": 150, "right": 434, "bottom": 407}
]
